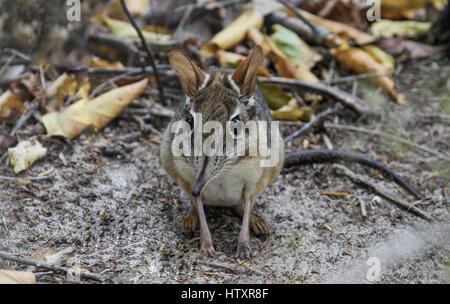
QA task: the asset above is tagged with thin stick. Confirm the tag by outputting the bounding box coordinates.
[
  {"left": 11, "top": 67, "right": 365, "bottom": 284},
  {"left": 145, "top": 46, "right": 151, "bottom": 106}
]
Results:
[
  {"left": 236, "top": 258, "right": 263, "bottom": 275},
  {"left": 325, "top": 123, "right": 450, "bottom": 161},
  {"left": 284, "top": 108, "right": 337, "bottom": 142},
  {"left": 174, "top": 4, "right": 194, "bottom": 38},
  {"left": 0, "top": 250, "right": 105, "bottom": 282},
  {"left": 326, "top": 73, "right": 391, "bottom": 84},
  {"left": 259, "top": 76, "right": 369, "bottom": 115},
  {"left": 0, "top": 175, "right": 50, "bottom": 181},
  {"left": 284, "top": 149, "right": 422, "bottom": 199},
  {"left": 9, "top": 99, "right": 40, "bottom": 136},
  {"left": 277, "top": 0, "right": 319, "bottom": 35},
  {"left": 332, "top": 164, "right": 430, "bottom": 221},
  {"left": 119, "top": 0, "right": 165, "bottom": 104}
]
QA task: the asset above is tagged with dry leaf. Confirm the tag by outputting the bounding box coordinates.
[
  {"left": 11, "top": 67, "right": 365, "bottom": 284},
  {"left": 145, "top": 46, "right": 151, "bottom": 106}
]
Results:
[
  {"left": 0, "top": 90, "right": 25, "bottom": 121},
  {"left": 332, "top": 45, "right": 403, "bottom": 103},
  {"left": 247, "top": 27, "right": 272, "bottom": 55},
  {"left": 271, "top": 99, "right": 312, "bottom": 121},
  {"left": 104, "top": 17, "right": 171, "bottom": 42},
  {"left": 275, "top": 55, "right": 319, "bottom": 83},
  {"left": 216, "top": 50, "right": 271, "bottom": 76},
  {"left": 202, "top": 9, "right": 263, "bottom": 57},
  {"left": 42, "top": 78, "right": 148, "bottom": 139},
  {"left": 363, "top": 45, "right": 395, "bottom": 74},
  {"left": 8, "top": 139, "right": 47, "bottom": 174},
  {"left": 125, "top": 0, "right": 150, "bottom": 17},
  {"left": 257, "top": 81, "right": 292, "bottom": 110},
  {"left": 45, "top": 73, "right": 91, "bottom": 112},
  {"left": 86, "top": 56, "right": 124, "bottom": 68},
  {"left": 270, "top": 24, "right": 322, "bottom": 68},
  {"left": 217, "top": 50, "right": 245, "bottom": 68},
  {"left": 370, "top": 20, "right": 433, "bottom": 38},
  {"left": 0, "top": 270, "right": 36, "bottom": 284},
  {"left": 32, "top": 247, "right": 74, "bottom": 266}
]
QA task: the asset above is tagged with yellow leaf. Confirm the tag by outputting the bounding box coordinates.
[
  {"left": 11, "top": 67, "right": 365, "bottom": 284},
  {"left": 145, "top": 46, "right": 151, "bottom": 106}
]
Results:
[
  {"left": 0, "top": 90, "right": 24, "bottom": 120},
  {"left": 0, "top": 270, "right": 36, "bottom": 284},
  {"left": 125, "top": 0, "right": 149, "bottom": 17},
  {"left": 42, "top": 79, "right": 148, "bottom": 139},
  {"left": 363, "top": 45, "right": 395, "bottom": 74},
  {"left": 104, "top": 17, "right": 171, "bottom": 42},
  {"left": 275, "top": 55, "right": 319, "bottom": 83},
  {"left": 202, "top": 9, "right": 263, "bottom": 57},
  {"left": 86, "top": 56, "right": 124, "bottom": 68},
  {"left": 370, "top": 20, "right": 433, "bottom": 38},
  {"left": 45, "top": 73, "right": 91, "bottom": 112},
  {"left": 332, "top": 46, "right": 402, "bottom": 103},
  {"left": 257, "top": 81, "right": 292, "bottom": 110},
  {"left": 8, "top": 139, "right": 47, "bottom": 174},
  {"left": 217, "top": 50, "right": 245, "bottom": 68},
  {"left": 271, "top": 99, "right": 312, "bottom": 121}
]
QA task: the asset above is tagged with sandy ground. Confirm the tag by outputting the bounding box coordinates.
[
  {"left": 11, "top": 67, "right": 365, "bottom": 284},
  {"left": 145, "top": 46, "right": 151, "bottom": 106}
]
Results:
[{"left": 0, "top": 53, "right": 449, "bottom": 284}]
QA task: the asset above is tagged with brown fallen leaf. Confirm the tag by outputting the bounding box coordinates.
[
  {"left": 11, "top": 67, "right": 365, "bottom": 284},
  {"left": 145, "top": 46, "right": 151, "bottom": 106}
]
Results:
[
  {"left": 0, "top": 270, "right": 36, "bottom": 284},
  {"left": 0, "top": 90, "right": 25, "bottom": 122},
  {"left": 332, "top": 45, "right": 403, "bottom": 104},
  {"left": 42, "top": 78, "right": 148, "bottom": 139},
  {"left": 202, "top": 8, "right": 263, "bottom": 57}
]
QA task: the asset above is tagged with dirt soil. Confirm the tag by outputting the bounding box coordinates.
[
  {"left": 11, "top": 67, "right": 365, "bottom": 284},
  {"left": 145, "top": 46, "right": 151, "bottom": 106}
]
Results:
[{"left": 0, "top": 53, "right": 449, "bottom": 284}]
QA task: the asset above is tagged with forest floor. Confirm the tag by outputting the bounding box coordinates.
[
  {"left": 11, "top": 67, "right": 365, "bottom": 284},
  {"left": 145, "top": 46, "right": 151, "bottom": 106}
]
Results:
[{"left": 0, "top": 52, "right": 449, "bottom": 284}]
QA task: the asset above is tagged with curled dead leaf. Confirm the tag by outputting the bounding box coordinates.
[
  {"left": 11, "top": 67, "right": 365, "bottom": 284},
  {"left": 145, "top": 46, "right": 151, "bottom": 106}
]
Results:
[{"left": 42, "top": 78, "right": 148, "bottom": 139}]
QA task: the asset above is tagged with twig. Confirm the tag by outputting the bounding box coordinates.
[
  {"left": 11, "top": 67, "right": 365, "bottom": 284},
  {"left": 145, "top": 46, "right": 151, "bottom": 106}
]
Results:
[
  {"left": 332, "top": 164, "right": 430, "bottom": 221},
  {"left": 284, "top": 149, "right": 421, "bottom": 199},
  {"left": 175, "top": 0, "right": 248, "bottom": 13},
  {"left": 322, "top": 133, "right": 334, "bottom": 150},
  {"left": 267, "top": 10, "right": 341, "bottom": 47},
  {"left": 277, "top": 0, "right": 320, "bottom": 36},
  {"left": 67, "top": 65, "right": 176, "bottom": 83},
  {"left": 235, "top": 259, "right": 263, "bottom": 275},
  {"left": 259, "top": 76, "right": 369, "bottom": 115},
  {"left": 326, "top": 73, "right": 391, "bottom": 84},
  {"left": 0, "top": 53, "right": 16, "bottom": 80},
  {"left": 0, "top": 175, "right": 50, "bottom": 181},
  {"left": 9, "top": 99, "right": 40, "bottom": 137},
  {"left": 284, "top": 108, "right": 337, "bottom": 142},
  {"left": 359, "top": 198, "right": 367, "bottom": 217},
  {"left": 0, "top": 250, "right": 105, "bottom": 282},
  {"left": 89, "top": 70, "right": 135, "bottom": 98},
  {"left": 325, "top": 123, "right": 450, "bottom": 161},
  {"left": 174, "top": 4, "right": 194, "bottom": 38},
  {"left": 119, "top": 0, "right": 165, "bottom": 104}
]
